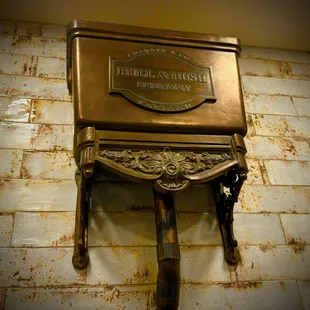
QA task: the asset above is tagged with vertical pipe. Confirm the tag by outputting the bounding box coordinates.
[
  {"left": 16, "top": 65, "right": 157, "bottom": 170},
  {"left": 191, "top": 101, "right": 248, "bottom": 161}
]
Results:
[{"left": 153, "top": 190, "right": 181, "bottom": 310}]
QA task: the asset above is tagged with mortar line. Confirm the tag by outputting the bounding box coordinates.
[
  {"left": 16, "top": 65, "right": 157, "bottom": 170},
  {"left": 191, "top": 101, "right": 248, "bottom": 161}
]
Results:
[
  {"left": 279, "top": 214, "right": 288, "bottom": 244},
  {"left": 1, "top": 244, "right": 308, "bottom": 250},
  {"left": 1, "top": 288, "right": 6, "bottom": 310},
  {"left": 0, "top": 95, "right": 71, "bottom": 103},
  {"left": 239, "top": 55, "right": 310, "bottom": 66},
  {"left": 295, "top": 280, "right": 306, "bottom": 310},
  {"left": 8, "top": 212, "right": 16, "bottom": 248},
  {"left": 247, "top": 112, "right": 310, "bottom": 119},
  {"left": 244, "top": 90, "right": 310, "bottom": 100},
  {"left": 0, "top": 70, "right": 66, "bottom": 81}
]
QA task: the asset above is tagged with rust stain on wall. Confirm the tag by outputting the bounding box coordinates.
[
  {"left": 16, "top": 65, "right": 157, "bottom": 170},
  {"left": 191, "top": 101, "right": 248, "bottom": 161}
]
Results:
[
  {"left": 131, "top": 205, "right": 153, "bottom": 211},
  {"left": 0, "top": 179, "right": 11, "bottom": 189},
  {"left": 280, "top": 62, "right": 292, "bottom": 77},
  {"left": 279, "top": 281, "right": 286, "bottom": 289},
  {"left": 217, "top": 281, "right": 263, "bottom": 290},
  {"left": 259, "top": 244, "right": 276, "bottom": 252},
  {"left": 125, "top": 265, "right": 150, "bottom": 284},
  {"left": 52, "top": 233, "right": 74, "bottom": 246},
  {"left": 11, "top": 36, "right": 32, "bottom": 47},
  {"left": 146, "top": 290, "right": 157, "bottom": 310},
  {"left": 257, "top": 161, "right": 268, "bottom": 184},
  {"left": 293, "top": 136, "right": 310, "bottom": 148},
  {"left": 288, "top": 237, "right": 307, "bottom": 254},
  {"left": 21, "top": 165, "right": 30, "bottom": 179},
  {"left": 244, "top": 72, "right": 258, "bottom": 77}
]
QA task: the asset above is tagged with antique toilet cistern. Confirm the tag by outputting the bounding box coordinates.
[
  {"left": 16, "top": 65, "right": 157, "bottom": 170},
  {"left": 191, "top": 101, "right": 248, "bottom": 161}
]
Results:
[{"left": 67, "top": 20, "right": 248, "bottom": 309}]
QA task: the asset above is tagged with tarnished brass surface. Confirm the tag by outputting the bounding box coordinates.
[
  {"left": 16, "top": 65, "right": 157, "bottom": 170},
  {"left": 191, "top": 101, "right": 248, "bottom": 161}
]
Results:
[
  {"left": 68, "top": 20, "right": 249, "bottom": 310},
  {"left": 67, "top": 20, "right": 247, "bottom": 138}
]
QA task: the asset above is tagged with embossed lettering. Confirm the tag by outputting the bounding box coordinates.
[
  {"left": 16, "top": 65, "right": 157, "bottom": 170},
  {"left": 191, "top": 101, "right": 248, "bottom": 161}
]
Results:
[
  {"left": 137, "top": 81, "right": 191, "bottom": 92},
  {"left": 117, "top": 66, "right": 208, "bottom": 84},
  {"left": 112, "top": 48, "right": 215, "bottom": 112}
]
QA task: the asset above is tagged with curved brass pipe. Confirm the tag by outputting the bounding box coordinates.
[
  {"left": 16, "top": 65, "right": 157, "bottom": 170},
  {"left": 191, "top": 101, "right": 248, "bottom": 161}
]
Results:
[{"left": 153, "top": 190, "right": 181, "bottom": 310}]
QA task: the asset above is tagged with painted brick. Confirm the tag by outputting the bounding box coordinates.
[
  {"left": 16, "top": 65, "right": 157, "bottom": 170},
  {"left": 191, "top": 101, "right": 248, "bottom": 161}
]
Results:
[
  {"left": 89, "top": 212, "right": 156, "bottom": 246},
  {"left": 289, "top": 62, "right": 310, "bottom": 80},
  {"left": 298, "top": 280, "right": 310, "bottom": 310},
  {"left": 234, "top": 214, "right": 285, "bottom": 245},
  {"left": 241, "top": 47, "right": 310, "bottom": 64},
  {"left": 31, "top": 124, "right": 73, "bottom": 151},
  {"left": 235, "top": 245, "right": 310, "bottom": 281},
  {"left": 281, "top": 214, "right": 310, "bottom": 245},
  {"left": 0, "top": 248, "right": 85, "bottom": 287},
  {"left": 180, "top": 281, "right": 303, "bottom": 310},
  {"left": 5, "top": 286, "right": 149, "bottom": 310},
  {"left": 42, "top": 24, "right": 66, "bottom": 39},
  {"left": 0, "top": 97, "right": 31, "bottom": 122},
  {"left": 252, "top": 114, "right": 310, "bottom": 138},
  {"left": 30, "top": 99, "right": 73, "bottom": 124},
  {"left": 239, "top": 58, "right": 283, "bottom": 78},
  {"left": 244, "top": 159, "right": 265, "bottom": 185},
  {"left": 0, "top": 212, "right": 13, "bottom": 246},
  {"left": 243, "top": 94, "right": 297, "bottom": 116},
  {"left": 0, "top": 75, "right": 70, "bottom": 101},
  {"left": 0, "top": 149, "right": 22, "bottom": 178},
  {"left": 0, "top": 20, "right": 15, "bottom": 34},
  {"left": 0, "top": 123, "right": 73, "bottom": 152},
  {"left": 91, "top": 182, "right": 215, "bottom": 213},
  {"left": 242, "top": 76, "right": 310, "bottom": 98},
  {"left": 293, "top": 97, "right": 310, "bottom": 117},
  {"left": 0, "top": 122, "right": 35, "bottom": 149},
  {"left": 180, "top": 247, "right": 231, "bottom": 283},
  {"left": 0, "top": 54, "right": 38, "bottom": 76},
  {"left": 236, "top": 185, "right": 310, "bottom": 214},
  {"left": 0, "top": 179, "right": 76, "bottom": 212},
  {"left": 11, "top": 36, "right": 44, "bottom": 56},
  {"left": 21, "top": 151, "right": 75, "bottom": 180},
  {"left": 0, "top": 34, "right": 13, "bottom": 53},
  {"left": 177, "top": 213, "right": 221, "bottom": 245},
  {"left": 89, "top": 212, "right": 221, "bottom": 247},
  {"left": 87, "top": 247, "right": 157, "bottom": 285},
  {"left": 16, "top": 22, "right": 42, "bottom": 37},
  {"left": 265, "top": 160, "right": 310, "bottom": 185},
  {"left": 87, "top": 246, "right": 230, "bottom": 285},
  {"left": 43, "top": 39, "right": 66, "bottom": 59},
  {"left": 36, "top": 57, "right": 66, "bottom": 79},
  {"left": 245, "top": 136, "right": 310, "bottom": 160},
  {"left": 11, "top": 212, "right": 75, "bottom": 247},
  {"left": 239, "top": 58, "right": 310, "bottom": 79}
]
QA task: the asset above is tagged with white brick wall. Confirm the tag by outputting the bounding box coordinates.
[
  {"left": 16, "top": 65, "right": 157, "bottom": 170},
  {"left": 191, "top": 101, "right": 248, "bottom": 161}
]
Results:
[{"left": 0, "top": 20, "right": 309, "bottom": 309}]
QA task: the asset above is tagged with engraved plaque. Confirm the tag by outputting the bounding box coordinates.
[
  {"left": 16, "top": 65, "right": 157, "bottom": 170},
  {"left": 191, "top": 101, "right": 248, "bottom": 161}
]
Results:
[{"left": 110, "top": 48, "right": 216, "bottom": 112}]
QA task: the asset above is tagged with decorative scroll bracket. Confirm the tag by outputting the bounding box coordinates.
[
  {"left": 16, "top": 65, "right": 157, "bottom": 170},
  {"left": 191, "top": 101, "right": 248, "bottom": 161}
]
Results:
[
  {"left": 99, "top": 148, "right": 232, "bottom": 193},
  {"left": 74, "top": 127, "right": 248, "bottom": 268}
]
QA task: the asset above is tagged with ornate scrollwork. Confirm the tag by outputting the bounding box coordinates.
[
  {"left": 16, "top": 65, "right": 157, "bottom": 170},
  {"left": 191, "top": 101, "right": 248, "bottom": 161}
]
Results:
[{"left": 99, "top": 148, "right": 231, "bottom": 192}]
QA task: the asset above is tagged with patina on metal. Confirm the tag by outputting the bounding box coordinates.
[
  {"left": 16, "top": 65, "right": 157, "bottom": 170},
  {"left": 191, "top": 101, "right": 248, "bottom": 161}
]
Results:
[{"left": 67, "top": 20, "right": 248, "bottom": 309}]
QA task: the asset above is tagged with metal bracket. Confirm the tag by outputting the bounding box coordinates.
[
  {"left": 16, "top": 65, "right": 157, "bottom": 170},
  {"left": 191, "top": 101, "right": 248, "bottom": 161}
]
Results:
[
  {"left": 72, "top": 169, "right": 91, "bottom": 269},
  {"left": 213, "top": 150, "right": 247, "bottom": 264}
]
